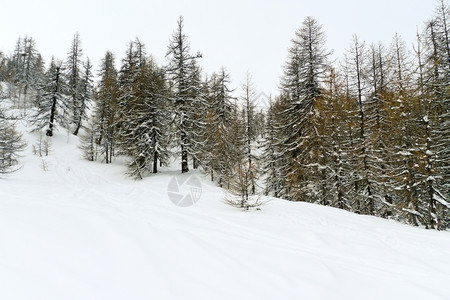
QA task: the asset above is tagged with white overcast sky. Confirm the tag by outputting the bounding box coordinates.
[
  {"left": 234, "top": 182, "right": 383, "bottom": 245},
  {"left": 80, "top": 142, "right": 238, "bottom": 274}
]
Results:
[{"left": 0, "top": 0, "right": 438, "bottom": 96}]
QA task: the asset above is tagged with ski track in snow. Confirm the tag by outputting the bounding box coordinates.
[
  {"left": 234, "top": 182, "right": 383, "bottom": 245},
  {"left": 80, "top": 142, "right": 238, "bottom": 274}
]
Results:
[{"left": 0, "top": 127, "right": 450, "bottom": 300}]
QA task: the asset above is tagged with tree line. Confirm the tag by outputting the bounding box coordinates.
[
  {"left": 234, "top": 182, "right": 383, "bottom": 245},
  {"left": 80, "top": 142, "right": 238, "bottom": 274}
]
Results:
[
  {"left": 263, "top": 2, "right": 450, "bottom": 229},
  {"left": 0, "top": 1, "right": 448, "bottom": 228}
]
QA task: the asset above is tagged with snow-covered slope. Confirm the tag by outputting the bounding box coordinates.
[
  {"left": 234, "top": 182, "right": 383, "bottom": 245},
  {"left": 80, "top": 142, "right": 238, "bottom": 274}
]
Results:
[{"left": 1, "top": 126, "right": 450, "bottom": 300}]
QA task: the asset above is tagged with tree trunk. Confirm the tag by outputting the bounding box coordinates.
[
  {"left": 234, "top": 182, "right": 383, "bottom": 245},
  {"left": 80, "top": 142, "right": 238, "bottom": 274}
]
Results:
[
  {"left": 47, "top": 67, "right": 60, "bottom": 137},
  {"left": 193, "top": 156, "right": 198, "bottom": 169},
  {"left": 73, "top": 121, "right": 81, "bottom": 136},
  {"left": 181, "top": 146, "right": 189, "bottom": 173},
  {"left": 425, "top": 118, "right": 436, "bottom": 229},
  {"left": 153, "top": 152, "right": 158, "bottom": 174}
]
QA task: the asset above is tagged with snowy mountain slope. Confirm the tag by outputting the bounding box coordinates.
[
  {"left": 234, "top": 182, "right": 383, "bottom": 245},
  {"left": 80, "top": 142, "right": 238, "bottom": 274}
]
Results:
[{"left": 1, "top": 127, "right": 450, "bottom": 300}]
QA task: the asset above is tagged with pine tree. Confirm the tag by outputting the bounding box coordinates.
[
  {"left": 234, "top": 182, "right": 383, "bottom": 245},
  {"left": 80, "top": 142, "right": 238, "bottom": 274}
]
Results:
[
  {"left": 321, "top": 68, "right": 356, "bottom": 209},
  {"left": 414, "top": 2, "right": 450, "bottom": 229},
  {"left": 241, "top": 73, "right": 259, "bottom": 195},
  {"left": 343, "top": 35, "right": 382, "bottom": 215},
  {"left": 166, "top": 16, "right": 204, "bottom": 173},
  {"left": 94, "top": 51, "right": 119, "bottom": 164},
  {"left": 119, "top": 59, "right": 171, "bottom": 179},
  {"left": 32, "top": 58, "right": 68, "bottom": 137},
  {"left": 363, "top": 42, "right": 399, "bottom": 216},
  {"left": 223, "top": 104, "right": 260, "bottom": 209},
  {"left": 79, "top": 116, "right": 100, "bottom": 162},
  {"left": 0, "top": 108, "right": 26, "bottom": 175},
  {"left": 75, "top": 58, "right": 94, "bottom": 134},
  {"left": 185, "top": 59, "right": 207, "bottom": 170},
  {"left": 116, "top": 38, "right": 146, "bottom": 139},
  {"left": 261, "top": 97, "right": 284, "bottom": 197},
  {"left": 64, "top": 33, "right": 85, "bottom": 135},
  {"left": 381, "top": 34, "right": 424, "bottom": 223},
  {"left": 203, "top": 69, "right": 235, "bottom": 186},
  {"left": 11, "top": 36, "right": 44, "bottom": 110},
  {"left": 276, "top": 16, "right": 331, "bottom": 202}
]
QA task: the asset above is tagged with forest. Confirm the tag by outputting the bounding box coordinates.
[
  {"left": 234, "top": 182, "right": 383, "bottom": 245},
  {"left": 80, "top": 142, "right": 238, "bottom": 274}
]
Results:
[{"left": 0, "top": 0, "right": 449, "bottom": 230}]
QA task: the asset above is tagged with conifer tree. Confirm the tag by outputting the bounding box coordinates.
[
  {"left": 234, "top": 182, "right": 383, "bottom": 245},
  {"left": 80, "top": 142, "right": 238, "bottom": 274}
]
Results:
[
  {"left": 321, "top": 68, "right": 356, "bottom": 209},
  {"left": 64, "top": 33, "right": 84, "bottom": 135},
  {"left": 94, "top": 51, "right": 119, "bottom": 164},
  {"left": 33, "top": 58, "right": 68, "bottom": 137},
  {"left": 414, "top": 3, "right": 450, "bottom": 228},
  {"left": 203, "top": 69, "right": 235, "bottom": 186},
  {"left": 119, "top": 59, "right": 170, "bottom": 178},
  {"left": 276, "top": 16, "right": 331, "bottom": 202},
  {"left": 166, "top": 16, "right": 204, "bottom": 173},
  {"left": 185, "top": 59, "right": 208, "bottom": 170},
  {"left": 0, "top": 108, "right": 26, "bottom": 175},
  {"left": 79, "top": 116, "right": 100, "bottom": 162},
  {"left": 11, "top": 36, "right": 44, "bottom": 109},
  {"left": 223, "top": 104, "right": 257, "bottom": 209},
  {"left": 241, "top": 73, "right": 259, "bottom": 195},
  {"left": 261, "top": 97, "right": 284, "bottom": 197},
  {"left": 76, "top": 58, "right": 94, "bottom": 134},
  {"left": 343, "top": 35, "right": 380, "bottom": 215},
  {"left": 116, "top": 38, "right": 146, "bottom": 138}
]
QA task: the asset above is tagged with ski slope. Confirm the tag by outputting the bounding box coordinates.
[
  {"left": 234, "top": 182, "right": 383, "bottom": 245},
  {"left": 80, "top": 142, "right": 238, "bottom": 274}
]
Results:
[{"left": 1, "top": 127, "right": 450, "bottom": 300}]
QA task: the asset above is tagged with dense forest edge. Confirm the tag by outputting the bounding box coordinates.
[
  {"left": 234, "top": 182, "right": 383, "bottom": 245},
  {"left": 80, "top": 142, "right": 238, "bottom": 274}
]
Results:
[{"left": 0, "top": 0, "right": 449, "bottom": 230}]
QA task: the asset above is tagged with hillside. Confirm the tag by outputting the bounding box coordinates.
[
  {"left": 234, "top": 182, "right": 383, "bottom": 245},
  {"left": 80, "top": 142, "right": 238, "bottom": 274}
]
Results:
[{"left": 0, "top": 122, "right": 450, "bottom": 300}]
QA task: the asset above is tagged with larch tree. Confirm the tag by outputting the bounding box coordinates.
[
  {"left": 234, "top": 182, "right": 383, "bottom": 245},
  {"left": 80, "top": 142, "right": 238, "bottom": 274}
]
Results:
[
  {"left": 120, "top": 58, "right": 171, "bottom": 179},
  {"left": 116, "top": 38, "right": 146, "bottom": 140},
  {"left": 94, "top": 51, "right": 119, "bottom": 164},
  {"left": 78, "top": 58, "right": 94, "bottom": 131},
  {"left": 0, "top": 108, "right": 26, "bottom": 175},
  {"left": 385, "top": 34, "right": 424, "bottom": 223},
  {"left": 64, "top": 33, "right": 84, "bottom": 135},
  {"left": 276, "top": 16, "right": 331, "bottom": 202},
  {"left": 203, "top": 68, "right": 235, "bottom": 186},
  {"left": 415, "top": 1, "right": 450, "bottom": 229},
  {"left": 77, "top": 59, "right": 97, "bottom": 162},
  {"left": 79, "top": 116, "right": 100, "bottom": 162},
  {"left": 11, "top": 36, "right": 44, "bottom": 110},
  {"left": 321, "top": 68, "right": 355, "bottom": 210},
  {"left": 343, "top": 35, "right": 380, "bottom": 215},
  {"left": 165, "top": 16, "right": 204, "bottom": 173},
  {"left": 261, "top": 96, "right": 284, "bottom": 198},
  {"left": 188, "top": 59, "right": 208, "bottom": 170},
  {"left": 241, "top": 73, "right": 259, "bottom": 195},
  {"left": 32, "top": 57, "right": 68, "bottom": 137},
  {"left": 223, "top": 103, "right": 252, "bottom": 209}
]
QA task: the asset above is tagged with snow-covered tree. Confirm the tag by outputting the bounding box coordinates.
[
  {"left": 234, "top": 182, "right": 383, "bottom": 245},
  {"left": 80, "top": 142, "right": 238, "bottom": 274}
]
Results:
[
  {"left": 94, "top": 51, "right": 119, "bottom": 164},
  {"left": 76, "top": 58, "right": 94, "bottom": 134},
  {"left": 261, "top": 97, "right": 284, "bottom": 197},
  {"left": 275, "top": 16, "right": 331, "bottom": 202},
  {"left": 116, "top": 38, "right": 147, "bottom": 138},
  {"left": 119, "top": 59, "right": 171, "bottom": 179},
  {"left": 0, "top": 108, "right": 26, "bottom": 175},
  {"left": 223, "top": 104, "right": 259, "bottom": 209},
  {"left": 241, "top": 73, "right": 259, "bottom": 195},
  {"left": 165, "top": 16, "right": 205, "bottom": 173},
  {"left": 203, "top": 69, "right": 236, "bottom": 186},
  {"left": 79, "top": 116, "right": 101, "bottom": 162},
  {"left": 64, "top": 33, "right": 86, "bottom": 135},
  {"left": 412, "top": 2, "right": 450, "bottom": 229},
  {"left": 11, "top": 36, "right": 44, "bottom": 109},
  {"left": 32, "top": 58, "right": 68, "bottom": 137}
]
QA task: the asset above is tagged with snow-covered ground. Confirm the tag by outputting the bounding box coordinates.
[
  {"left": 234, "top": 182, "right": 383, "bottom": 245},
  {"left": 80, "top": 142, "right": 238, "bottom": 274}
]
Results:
[{"left": 1, "top": 123, "right": 450, "bottom": 300}]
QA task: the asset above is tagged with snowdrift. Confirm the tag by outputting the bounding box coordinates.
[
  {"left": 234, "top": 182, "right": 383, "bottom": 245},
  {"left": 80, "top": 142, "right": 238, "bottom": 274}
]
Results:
[{"left": 0, "top": 125, "right": 450, "bottom": 300}]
